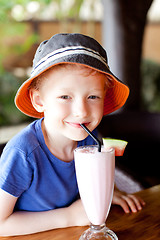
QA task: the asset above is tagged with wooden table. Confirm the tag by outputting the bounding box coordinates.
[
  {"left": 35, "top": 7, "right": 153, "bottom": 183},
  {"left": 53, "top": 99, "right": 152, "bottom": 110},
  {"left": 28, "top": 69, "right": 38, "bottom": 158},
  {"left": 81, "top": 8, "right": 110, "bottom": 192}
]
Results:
[{"left": 1, "top": 185, "right": 160, "bottom": 240}]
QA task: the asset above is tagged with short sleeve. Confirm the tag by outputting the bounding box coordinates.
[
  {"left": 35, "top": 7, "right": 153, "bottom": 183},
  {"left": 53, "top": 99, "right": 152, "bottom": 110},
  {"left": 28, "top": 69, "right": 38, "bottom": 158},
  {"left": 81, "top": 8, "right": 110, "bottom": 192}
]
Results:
[{"left": 0, "top": 147, "right": 33, "bottom": 197}]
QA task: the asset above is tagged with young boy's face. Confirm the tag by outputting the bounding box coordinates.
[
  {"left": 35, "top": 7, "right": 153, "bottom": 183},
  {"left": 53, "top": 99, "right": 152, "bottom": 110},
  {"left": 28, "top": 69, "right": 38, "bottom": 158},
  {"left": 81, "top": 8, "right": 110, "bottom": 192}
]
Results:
[{"left": 32, "top": 65, "right": 107, "bottom": 141}]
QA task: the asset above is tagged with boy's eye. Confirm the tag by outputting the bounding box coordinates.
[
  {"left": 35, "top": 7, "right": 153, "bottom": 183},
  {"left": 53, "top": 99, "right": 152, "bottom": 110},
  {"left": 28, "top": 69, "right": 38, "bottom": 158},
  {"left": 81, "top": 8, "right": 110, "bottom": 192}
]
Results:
[
  {"left": 60, "top": 95, "right": 71, "bottom": 99},
  {"left": 88, "top": 95, "right": 100, "bottom": 99}
]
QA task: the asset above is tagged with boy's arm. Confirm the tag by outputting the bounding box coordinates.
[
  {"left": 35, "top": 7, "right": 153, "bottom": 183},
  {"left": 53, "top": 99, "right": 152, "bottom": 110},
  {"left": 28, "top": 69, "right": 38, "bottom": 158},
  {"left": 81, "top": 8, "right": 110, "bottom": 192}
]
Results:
[{"left": 0, "top": 189, "right": 89, "bottom": 236}]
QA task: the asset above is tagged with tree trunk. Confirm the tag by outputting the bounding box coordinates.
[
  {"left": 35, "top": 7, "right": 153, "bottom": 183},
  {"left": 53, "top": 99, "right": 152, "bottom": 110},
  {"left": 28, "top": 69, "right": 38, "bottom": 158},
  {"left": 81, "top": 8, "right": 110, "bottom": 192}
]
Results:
[{"left": 102, "top": 0, "right": 153, "bottom": 111}]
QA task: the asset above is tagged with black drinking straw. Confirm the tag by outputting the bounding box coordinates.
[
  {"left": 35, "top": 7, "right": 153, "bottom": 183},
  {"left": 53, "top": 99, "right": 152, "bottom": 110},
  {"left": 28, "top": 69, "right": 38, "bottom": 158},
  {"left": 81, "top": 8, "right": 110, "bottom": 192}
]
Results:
[{"left": 80, "top": 124, "right": 101, "bottom": 152}]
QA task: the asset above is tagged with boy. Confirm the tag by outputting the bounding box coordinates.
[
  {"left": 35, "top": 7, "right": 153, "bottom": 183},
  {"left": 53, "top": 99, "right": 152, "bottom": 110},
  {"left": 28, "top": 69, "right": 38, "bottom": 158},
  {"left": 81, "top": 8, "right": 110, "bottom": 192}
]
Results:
[{"left": 0, "top": 33, "right": 145, "bottom": 236}]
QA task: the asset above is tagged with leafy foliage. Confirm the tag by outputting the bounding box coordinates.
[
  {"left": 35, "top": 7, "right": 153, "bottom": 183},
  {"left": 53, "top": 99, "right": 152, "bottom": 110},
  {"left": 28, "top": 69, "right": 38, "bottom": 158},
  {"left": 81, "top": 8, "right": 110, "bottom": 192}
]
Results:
[
  {"left": 141, "top": 59, "right": 160, "bottom": 112},
  {"left": 0, "top": 71, "right": 30, "bottom": 126}
]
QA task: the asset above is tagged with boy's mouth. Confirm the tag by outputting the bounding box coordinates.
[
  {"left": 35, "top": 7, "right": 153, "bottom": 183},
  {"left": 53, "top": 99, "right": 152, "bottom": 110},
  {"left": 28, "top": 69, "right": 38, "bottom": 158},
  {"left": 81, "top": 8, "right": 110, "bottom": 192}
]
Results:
[{"left": 66, "top": 122, "right": 90, "bottom": 128}]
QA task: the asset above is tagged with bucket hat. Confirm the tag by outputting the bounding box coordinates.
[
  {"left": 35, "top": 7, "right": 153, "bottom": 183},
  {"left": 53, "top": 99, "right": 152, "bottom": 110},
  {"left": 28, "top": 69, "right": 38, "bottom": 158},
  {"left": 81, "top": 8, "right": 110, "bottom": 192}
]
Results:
[{"left": 15, "top": 33, "right": 129, "bottom": 118}]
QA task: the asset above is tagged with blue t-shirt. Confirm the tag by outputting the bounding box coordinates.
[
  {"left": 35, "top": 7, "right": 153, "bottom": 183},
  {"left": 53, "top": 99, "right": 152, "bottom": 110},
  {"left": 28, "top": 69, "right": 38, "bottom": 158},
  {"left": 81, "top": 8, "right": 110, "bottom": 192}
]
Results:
[{"left": 0, "top": 119, "right": 97, "bottom": 212}]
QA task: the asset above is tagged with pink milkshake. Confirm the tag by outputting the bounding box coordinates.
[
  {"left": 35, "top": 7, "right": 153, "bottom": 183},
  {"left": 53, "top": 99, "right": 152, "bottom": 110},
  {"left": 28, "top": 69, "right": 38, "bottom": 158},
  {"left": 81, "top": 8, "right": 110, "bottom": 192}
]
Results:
[{"left": 74, "top": 145, "right": 115, "bottom": 226}]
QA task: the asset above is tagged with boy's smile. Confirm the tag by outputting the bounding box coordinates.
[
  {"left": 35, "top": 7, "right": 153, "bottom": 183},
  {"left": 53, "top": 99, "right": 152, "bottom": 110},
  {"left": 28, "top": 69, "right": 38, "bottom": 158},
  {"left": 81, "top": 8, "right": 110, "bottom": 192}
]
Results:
[
  {"left": 31, "top": 64, "right": 107, "bottom": 150},
  {"left": 65, "top": 122, "right": 90, "bottom": 128}
]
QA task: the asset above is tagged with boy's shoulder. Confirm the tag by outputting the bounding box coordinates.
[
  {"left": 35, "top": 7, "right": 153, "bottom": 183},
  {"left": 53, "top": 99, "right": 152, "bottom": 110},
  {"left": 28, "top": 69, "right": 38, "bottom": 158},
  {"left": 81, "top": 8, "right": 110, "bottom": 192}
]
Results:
[{"left": 4, "top": 119, "right": 42, "bottom": 156}]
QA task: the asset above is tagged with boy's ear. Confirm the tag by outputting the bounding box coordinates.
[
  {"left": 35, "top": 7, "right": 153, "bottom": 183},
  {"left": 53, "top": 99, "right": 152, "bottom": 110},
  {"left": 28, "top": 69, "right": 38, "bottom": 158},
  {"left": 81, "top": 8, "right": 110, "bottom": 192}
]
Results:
[{"left": 29, "top": 89, "right": 44, "bottom": 113}]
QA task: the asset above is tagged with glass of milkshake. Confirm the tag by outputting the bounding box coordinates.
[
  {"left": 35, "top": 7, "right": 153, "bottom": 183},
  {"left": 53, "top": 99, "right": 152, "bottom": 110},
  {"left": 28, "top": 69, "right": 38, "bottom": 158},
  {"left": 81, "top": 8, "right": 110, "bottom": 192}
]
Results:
[{"left": 74, "top": 145, "right": 118, "bottom": 240}]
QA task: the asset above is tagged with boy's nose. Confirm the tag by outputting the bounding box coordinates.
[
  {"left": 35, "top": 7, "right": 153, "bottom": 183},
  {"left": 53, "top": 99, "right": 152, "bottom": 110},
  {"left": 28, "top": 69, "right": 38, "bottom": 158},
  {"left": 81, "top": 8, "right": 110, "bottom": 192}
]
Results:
[{"left": 73, "top": 99, "right": 88, "bottom": 118}]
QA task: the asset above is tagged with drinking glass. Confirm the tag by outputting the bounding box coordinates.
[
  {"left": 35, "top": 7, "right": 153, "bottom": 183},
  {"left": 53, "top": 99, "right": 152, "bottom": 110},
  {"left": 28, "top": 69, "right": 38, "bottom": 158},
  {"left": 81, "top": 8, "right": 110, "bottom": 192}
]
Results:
[{"left": 74, "top": 145, "right": 118, "bottom": 240}]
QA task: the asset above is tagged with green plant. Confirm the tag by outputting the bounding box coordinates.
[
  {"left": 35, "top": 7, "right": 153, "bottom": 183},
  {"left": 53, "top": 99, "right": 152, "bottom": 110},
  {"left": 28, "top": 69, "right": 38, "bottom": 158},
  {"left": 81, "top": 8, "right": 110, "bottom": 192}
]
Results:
[
  {"left": 0, "top": 71, "right": 30, "bottom": 126},
  {"left": 141, "top": 59, "right": 160, "bottom": 112}
]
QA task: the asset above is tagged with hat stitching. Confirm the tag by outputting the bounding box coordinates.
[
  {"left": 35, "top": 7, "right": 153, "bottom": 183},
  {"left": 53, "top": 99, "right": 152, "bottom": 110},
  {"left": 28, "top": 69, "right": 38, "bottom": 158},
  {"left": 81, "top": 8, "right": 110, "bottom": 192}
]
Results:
[{"left": 31, "top": 46, "right": 109, "bottom": 77}]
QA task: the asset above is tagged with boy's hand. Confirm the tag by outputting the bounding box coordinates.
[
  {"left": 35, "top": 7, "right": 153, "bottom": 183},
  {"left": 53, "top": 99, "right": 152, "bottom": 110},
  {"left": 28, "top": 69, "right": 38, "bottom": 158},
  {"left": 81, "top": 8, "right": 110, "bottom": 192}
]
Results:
[
  {"left": 112, "top": 188, "right": 146, "bottom": 213},
  {"left": 67, "top": 199, "right": 90, "bottom": 227}
]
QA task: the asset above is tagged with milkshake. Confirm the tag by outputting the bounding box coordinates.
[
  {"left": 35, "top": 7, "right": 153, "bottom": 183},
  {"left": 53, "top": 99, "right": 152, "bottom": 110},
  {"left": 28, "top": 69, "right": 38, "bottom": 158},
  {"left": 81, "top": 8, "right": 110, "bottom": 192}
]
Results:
[{"left": 74, "top": 145, "right": 118, "bottom": 239}]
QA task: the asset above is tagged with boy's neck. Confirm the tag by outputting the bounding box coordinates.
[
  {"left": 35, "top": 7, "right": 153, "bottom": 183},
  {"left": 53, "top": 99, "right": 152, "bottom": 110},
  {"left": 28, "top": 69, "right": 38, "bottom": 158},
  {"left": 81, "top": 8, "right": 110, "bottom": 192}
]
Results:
[{"left": 41, "top": 119, "right": 77, "bottom": 162}]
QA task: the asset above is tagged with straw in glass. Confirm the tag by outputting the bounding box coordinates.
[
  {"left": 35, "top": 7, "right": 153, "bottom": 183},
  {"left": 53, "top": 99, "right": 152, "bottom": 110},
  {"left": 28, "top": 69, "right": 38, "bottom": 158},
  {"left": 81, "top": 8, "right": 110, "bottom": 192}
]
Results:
[{"left": 80, "top": 124, "right": 101, "bottom": 152}]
